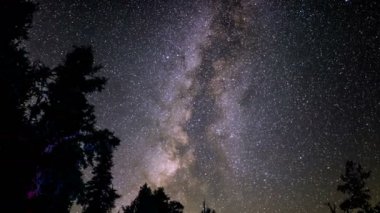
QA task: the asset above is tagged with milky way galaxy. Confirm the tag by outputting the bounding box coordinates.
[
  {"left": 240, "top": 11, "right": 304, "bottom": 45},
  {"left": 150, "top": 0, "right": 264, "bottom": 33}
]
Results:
[{"left": 27, "top": 0, "right": 380, "bottom": 212}]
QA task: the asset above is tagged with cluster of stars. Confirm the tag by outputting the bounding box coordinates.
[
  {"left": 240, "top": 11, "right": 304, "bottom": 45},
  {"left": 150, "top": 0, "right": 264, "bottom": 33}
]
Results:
[{"left": 26, "top": 0, "right": 379, "bottom": 212}]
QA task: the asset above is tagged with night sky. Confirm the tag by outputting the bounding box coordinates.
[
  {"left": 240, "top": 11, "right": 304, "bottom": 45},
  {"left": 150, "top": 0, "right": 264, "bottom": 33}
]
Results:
[{"left": 26, "top": 0, "right": 380, "bottom": 212}]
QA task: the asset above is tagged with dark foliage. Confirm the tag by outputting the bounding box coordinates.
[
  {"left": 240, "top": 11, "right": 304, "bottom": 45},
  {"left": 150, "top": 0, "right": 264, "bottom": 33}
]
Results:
[
  {"left": 30, "top": 46, "right": 119, "bottom": 213},
  {"left": 338, "top": 161, "right": 372, "bottom": 212},
  {"left": 0, "top": 0, "right": 39, "bottom": 212},
  {"left": 0, "top": 1, "right": 120, "bottom": 212},
  {"left": 327, "top": 161, "right": 380, "bottom": 213},
  {"left": 79, "top": 130, "right": 121, "bottom": 213},
  {"left": 122, "top": 184, "right": 184, "bottom": 213}
]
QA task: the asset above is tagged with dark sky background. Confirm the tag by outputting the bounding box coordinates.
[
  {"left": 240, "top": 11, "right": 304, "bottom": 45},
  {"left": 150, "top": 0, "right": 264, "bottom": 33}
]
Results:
[{"left": 26, "top": 0, "right": 380, "bottom": 212}]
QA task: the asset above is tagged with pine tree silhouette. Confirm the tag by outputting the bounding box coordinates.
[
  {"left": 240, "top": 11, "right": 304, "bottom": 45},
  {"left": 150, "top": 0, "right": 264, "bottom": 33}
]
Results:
[
  {"left": 338, "top": 161, "right": 372, "bottom": 213},
  {"left": 30, "top": 46, "right": 117, "bottom": 212},
  {"left": 79, "top": 130, "right": 120, "bottom": 213},
  {"left": 1, "top": 1, "right": 121, "bottom": 212},
  {"left": 327, "top": 161, "right": 380, "bottom": 213},
  {"left": 0, "top": 0, "right": 39, "bottom": 211},
  {"left": 123, "top": 184, "right": 155, "bottom": 213},
  {"left": 122, "top": 184, "right": 184, "bottom": 213}
]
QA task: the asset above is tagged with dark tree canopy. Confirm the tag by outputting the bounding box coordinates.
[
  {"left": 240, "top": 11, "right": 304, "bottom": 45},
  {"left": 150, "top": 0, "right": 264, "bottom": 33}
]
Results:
[
  {"left": 338, "top": 161, "right": 372, "bottom": 212},
  {"left": 30, "top": 46, "right": 119, "bottom": 213},
  {"left": 122, "top": 184, "right": 184, "bottom": 213},
  {"left": 0, "top": 0, "right": 39, "bottom": 212},
  {"left": 327, "top": 161, "right": 380, "bottom": 213},
  {"left": 0, "top": 1, "right": 120, "bottom": 212},
  {"left": 79, "top": 130, "right": 121, "bottom": 213}
]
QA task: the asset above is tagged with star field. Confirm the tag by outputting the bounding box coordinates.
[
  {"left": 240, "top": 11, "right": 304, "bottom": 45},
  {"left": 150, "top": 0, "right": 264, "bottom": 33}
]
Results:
[{"left": 26, "top": 0, "right": 380, "bottom": 212}]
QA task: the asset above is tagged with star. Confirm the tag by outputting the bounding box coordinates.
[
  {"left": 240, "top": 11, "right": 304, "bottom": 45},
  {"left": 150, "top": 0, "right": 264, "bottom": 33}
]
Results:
[{"left": 26, "top": 0, "right": 380, "bottom": 212}]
